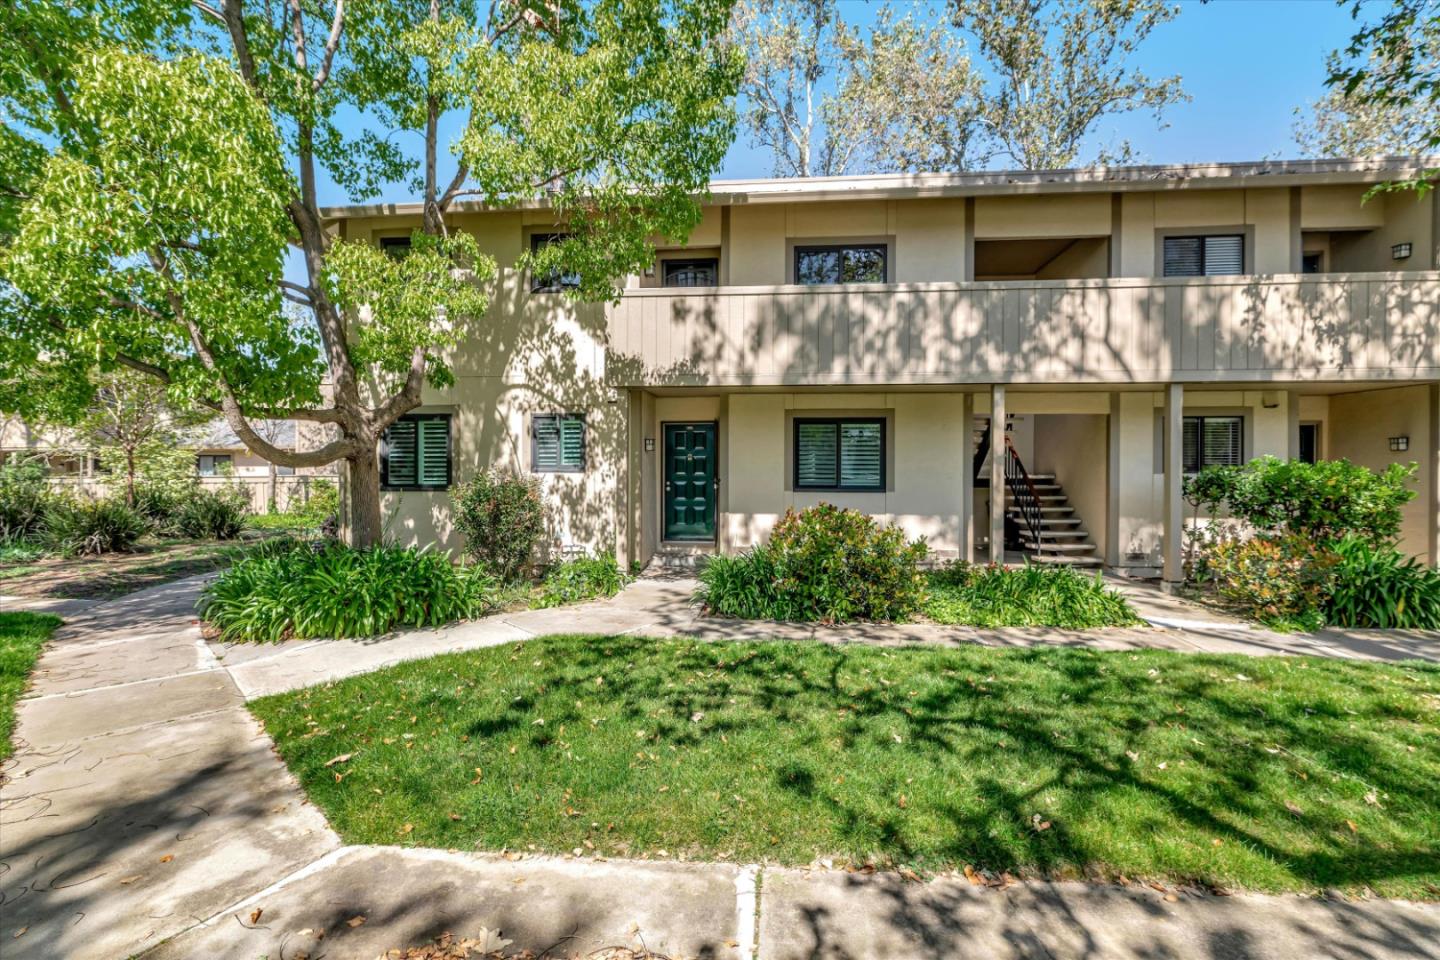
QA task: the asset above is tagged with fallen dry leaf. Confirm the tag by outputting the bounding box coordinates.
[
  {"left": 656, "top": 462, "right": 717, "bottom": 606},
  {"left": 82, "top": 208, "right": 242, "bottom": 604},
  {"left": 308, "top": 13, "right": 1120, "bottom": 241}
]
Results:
[
  {"left": 158, "top": 854, "right": 174, "bottom": 864},
  {"left": 1346, "top": 819, "right": 1358, "bottom": 834},
  {"left": 249, "top": 908, "right": 264, "bottom": 925},
  {"left": 323, "top": 753, "right": 353, "bottom": 768},
  {"left": 347, "top": 915, "right": 366, "bottom": 928},
  {"left": 118, "top": 875, "right": 143, "bottom": 885},
  {"left": 400, "top": 823, "right": 415, "bottom": 835}
]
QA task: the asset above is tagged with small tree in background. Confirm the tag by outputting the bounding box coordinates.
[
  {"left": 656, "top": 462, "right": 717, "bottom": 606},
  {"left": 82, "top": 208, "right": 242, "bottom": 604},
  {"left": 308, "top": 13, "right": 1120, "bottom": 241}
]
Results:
[{"left": 72, "top": 371, "right": 209, "bottom": 507}]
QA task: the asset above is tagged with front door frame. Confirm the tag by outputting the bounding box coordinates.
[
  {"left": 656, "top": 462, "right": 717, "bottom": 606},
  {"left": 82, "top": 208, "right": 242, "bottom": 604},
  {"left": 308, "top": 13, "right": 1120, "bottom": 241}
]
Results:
[{"left": 661, "top": 420, "right": 719, "bottom": 544}]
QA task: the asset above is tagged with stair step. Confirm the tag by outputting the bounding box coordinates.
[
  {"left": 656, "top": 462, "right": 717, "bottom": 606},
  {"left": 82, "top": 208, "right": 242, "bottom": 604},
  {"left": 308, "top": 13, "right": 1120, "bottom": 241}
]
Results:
[
  {"left": 1026, "top": 530, "right": 1091, "bottom": 539},
  {"left": 1007, "top": 494, "right": 1068, "bottom": 503},
  {"left": 1027, "top": 517, "right": 1083, "bottom": 526},
  {"left": 1009, "top": 506, "right": 1074, "bottom": 514},
  {"left": 1030, "top": 543, "right": 1099, "bottom": 553},
  {"left": 1031, "top": 554, "right": 1105, "bottom": 567}
]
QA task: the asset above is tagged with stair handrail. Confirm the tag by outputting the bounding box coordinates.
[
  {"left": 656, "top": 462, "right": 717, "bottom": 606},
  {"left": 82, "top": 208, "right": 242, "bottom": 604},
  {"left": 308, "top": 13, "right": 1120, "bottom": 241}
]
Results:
[
  {"left": 973, "top": 417, "right": 991, "bottom": 483},
  {"left": 1003, "top": 437, "right": 1045, "bottom": 548}
]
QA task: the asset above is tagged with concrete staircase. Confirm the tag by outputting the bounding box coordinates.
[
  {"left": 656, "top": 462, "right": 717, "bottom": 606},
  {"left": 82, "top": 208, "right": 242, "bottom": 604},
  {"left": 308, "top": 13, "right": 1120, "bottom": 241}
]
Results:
[
  {"left": 1006, "top": 474, "right": 1103, "bottom": 567},
  {"left": 641, "top": 542, "right": 714, "bottom": 577}
]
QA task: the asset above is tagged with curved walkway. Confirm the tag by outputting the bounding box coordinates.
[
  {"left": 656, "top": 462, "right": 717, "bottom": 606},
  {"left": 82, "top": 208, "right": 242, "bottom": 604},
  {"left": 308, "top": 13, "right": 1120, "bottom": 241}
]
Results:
[{"left": 1, "top": 576, "right": 1437, "bottom": 959}]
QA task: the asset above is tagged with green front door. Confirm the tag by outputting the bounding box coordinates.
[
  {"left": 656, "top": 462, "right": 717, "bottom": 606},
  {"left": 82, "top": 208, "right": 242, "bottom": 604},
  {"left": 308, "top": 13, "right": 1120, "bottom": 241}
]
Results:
[{"left": 663, "top": 423, "right": 717, "bottom": 541}]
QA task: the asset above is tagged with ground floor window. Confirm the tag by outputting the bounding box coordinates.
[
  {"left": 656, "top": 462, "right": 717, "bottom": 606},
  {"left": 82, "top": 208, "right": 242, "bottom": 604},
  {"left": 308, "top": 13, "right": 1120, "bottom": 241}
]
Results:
[
  {"left": 532, "top": 413, "right": 586, "bottom": 473},
  {"left": 1183, "top": 416, "right": 1243, "bottom": 473},
  {"left": 381, "top": 414, "right": 452, "bottom": 490},
  {"left": 794, "top": 418, "right": 884, "bottom": 491}
]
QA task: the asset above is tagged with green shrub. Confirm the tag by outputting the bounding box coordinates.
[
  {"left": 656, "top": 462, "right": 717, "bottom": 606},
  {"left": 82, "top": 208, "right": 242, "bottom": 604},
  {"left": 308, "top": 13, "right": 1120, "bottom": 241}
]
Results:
[
  {"left": 924, "top": 562, "right": 1140, "bottom": 628},
  {"left": 1200, "top": 533, "right": 1335, "bottom": 631},
  {"left": 452, "top": 471, "right": 545, "bottom": 581},
  {"left": 0, "top": 538, "right": 46, "bottom": 563},
  {"left": 1186, "top": 457, "right": 1416, "bottom": 547},
  {"left": 1323, "top": 537, "right": 1440, "bottom": 630},
  {"left": 176, "top": 486, "right": 250, "bottom": 539},
  {"left": 43, "top": 496, "right": 148, "bottom": 556},
  {"left": 697, "top": 504, "right": 928, "bottom": 623},
  {"left": 289, "top": 478, "right": 339, "bottom": 526},
  {"left": 200, "top": 541, "right": 498, "bottom": 642},
  {"left": 0, "top": 455, "right": 53, "bottom": 541},
  {"left": 534, "top": 552, "right": 628, "bottom": 608}
]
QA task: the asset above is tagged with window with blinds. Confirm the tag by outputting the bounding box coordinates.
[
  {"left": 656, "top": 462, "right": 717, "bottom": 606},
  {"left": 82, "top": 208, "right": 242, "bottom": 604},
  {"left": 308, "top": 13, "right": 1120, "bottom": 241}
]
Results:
[
  {"left": 532, "top": 414, "right": 586, "bottom": 473},
  {"left": 794, "top": 418, "right": 885, "bottom": 490},
  {"left": 1163, "top": 234, "right": 1245, "bottom": 277},
  {"left": 382, "top": 414, "right": 452, "bottom": 490},
  {"left": 1183, "top": 416, "right": 1243, "bottom": 473}
]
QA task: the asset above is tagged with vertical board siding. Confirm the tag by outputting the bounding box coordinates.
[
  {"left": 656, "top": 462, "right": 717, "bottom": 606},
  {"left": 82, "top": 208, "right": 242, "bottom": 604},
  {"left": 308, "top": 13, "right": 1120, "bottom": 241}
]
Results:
[{"left": 603, "top": 274, "right": 1440, "bottom": 385}]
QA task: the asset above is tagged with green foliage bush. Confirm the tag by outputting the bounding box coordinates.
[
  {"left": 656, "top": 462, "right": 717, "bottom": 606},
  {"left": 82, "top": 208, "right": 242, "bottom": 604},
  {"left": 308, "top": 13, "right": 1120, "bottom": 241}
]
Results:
[
  {"left": 0, "top": 456, "right": 53, "bottom": 541},
  {"left": 452, "top": 471, "right": 545, "bottom": 581},
  {"left": 43, "top": 496, "right": 148, "bottom": 556},
  {"left": 1324, "top": 537, "right": 1440, "bottom": 630},
  {"left": 1186, "top": 457, "right": 1415, "bottom": 547},
  {"left": 923, "top": 562, "right": 1140, "bottom": 628},
  {"left": 697, "top": 504, "right": 928, "bottom": 623},
  {"left": 534, "top": 552, "right": 628, "bottom": 608},
  {"left": 200, "top": 541, "right": 498, "bottom": 642},
  {"left": 175, "top": 485, "right": 250, "bottom": 539},
  {"left": 292, "top": 478, "right": 339, "bottom": 526}
]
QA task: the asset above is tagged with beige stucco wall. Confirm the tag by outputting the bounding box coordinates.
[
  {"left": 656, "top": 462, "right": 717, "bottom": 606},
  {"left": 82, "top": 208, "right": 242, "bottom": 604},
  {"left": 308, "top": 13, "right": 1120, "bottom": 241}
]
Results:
[
  {"left": 720, "top": 391, "right": 968, "bottom": 556},
  {"left": 1327, "top": 384, "right": 1432, "bottom": 558}
]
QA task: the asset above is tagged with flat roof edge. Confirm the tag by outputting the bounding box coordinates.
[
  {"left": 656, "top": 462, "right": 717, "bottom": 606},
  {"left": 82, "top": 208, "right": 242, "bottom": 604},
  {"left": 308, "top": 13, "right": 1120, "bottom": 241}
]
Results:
[{"left": 321, "top": 155, "right": 1440, "bottom": 219}]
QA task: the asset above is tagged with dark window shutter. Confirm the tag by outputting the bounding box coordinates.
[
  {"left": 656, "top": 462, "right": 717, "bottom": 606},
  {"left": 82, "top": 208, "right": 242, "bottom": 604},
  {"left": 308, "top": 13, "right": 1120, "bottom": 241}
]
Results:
[
  {"left": 385, "top": 420, "right": 418, "bottom": 486},
  {"left": 1203, "top": 235, "right": 1244, "bottom": 276},
  {"left": 1182, "top": 418, "right": 1200, "bottom": 473},
  {"left": 417, "top": 418, "right": 450, "bottom": 487},
  {"left": 533, "top": 416, "right": 561, "bottom": 470},
  {"left": 839, "top": 422, "right": 882, "bottom": 487},
  {"left": 796, "top": 422, "right": 838, "bottom": 487},
  {"left": 1163, "top": 237, "right": 1203, "bottom": 277},
  {"left": 559, "top": 416, "right": 585, "bottom": 469}
]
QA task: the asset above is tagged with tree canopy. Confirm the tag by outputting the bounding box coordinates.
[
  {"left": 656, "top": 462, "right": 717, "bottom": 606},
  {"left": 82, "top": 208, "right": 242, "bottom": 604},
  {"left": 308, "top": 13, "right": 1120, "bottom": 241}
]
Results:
[{"left": 0, "top": 0, "right": 741, "bottom": 545}]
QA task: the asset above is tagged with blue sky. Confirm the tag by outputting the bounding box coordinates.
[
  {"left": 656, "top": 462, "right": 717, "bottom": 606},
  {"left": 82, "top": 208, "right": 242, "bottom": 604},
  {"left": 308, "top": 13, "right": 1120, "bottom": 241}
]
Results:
[{"left": 313, "top": 0, "right": 1361, "bottom": 208}]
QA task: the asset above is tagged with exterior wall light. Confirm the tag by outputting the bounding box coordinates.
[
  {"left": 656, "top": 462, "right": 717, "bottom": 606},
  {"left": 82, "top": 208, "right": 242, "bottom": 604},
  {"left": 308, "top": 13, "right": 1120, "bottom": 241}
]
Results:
[
  {"left": 644, "top": 438, "right": 656, "bottom": 452},
  {"left": 1392, "top": 242, "right": 1412, "bottom": 260},
  {"left": 1389, "top": 435, "right": 1410, "bottom": 452}
]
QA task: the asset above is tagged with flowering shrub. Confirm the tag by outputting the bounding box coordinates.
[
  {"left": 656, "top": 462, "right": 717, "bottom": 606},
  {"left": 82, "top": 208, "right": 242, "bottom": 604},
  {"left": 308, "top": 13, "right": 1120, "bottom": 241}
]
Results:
[
  {"left": 1202, "top": 533, "right": 1336, "bottom": 630},
  {"left": 697, "top": 504, "right": 928, "bottom": 623}
]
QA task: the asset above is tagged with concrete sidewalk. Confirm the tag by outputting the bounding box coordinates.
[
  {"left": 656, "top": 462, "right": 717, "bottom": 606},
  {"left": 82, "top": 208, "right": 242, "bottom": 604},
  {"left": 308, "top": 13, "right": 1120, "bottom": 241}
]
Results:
[{"left": 3, "top": 575, "right": 1438, "bottom": 959}]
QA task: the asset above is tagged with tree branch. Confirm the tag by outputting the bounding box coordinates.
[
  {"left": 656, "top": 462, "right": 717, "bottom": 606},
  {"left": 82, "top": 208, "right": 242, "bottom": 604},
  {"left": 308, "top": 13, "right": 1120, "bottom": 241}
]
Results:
[
  {"left": 192, "top": 0, "right": 225, "bottom": 25},
  {"left": 220, "top": 0, "right": 263, "bottom": 91},
  {"left": 312, "top": 0, "right": 345, "bottom": 91}
]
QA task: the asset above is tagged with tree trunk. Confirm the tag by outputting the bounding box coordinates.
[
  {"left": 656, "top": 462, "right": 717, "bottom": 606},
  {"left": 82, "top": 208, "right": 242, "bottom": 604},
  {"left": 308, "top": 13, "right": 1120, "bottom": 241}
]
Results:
[
  {"left": 348, "top": 451, "right": 383, "bottom": 549},
  {"left": 126, "top": 450, "right": 136, "bottom": 507}
]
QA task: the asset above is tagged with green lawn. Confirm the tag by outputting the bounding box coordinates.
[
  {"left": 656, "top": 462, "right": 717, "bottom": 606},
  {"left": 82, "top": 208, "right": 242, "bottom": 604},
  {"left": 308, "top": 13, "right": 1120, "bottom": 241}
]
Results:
[
  {"left": 1, "top": 612, "right": 62, "bottom": 761},
  {"left": 252, "top": 635, "right": 1440, "bottom": 899}
]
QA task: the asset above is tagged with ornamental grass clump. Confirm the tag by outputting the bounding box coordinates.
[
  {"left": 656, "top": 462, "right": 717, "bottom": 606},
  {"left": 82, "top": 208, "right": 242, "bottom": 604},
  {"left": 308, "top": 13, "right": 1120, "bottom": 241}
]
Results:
[
  {"left": 200, "top": 540, "right": 497, "bottom": 642},
  {"left": 697, "top": 504, "right": 928, "bottom": 623},
  {"left": 534, "top": 552, "right": 629, "bottom": 608},
  {"left": 924, "top": 562, "right": 1140, "bottom": 628}
]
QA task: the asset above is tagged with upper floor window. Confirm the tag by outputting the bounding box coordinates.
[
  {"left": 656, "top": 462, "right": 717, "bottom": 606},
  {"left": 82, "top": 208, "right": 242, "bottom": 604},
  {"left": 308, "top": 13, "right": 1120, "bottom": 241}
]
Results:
[
  {"left": 197, "top": 454, "right": 232, "bottom": 477},
  {"left": 794, "top": 418, "right": 884, "bottom": 491},
  {"left": 1183, "top": 416, "right": 1242, "bottom": 474},
  {"left": 532, "top": 413, "right": 586, "bottom": 473},
  {"left": 530, "top": 233, "right": 581, "bottom": 293},
  {"left": 663, "top": 258, "right": 719, "bottom": 287},
  {"left": 794, "top": 244, "right": 887, "bottom": 285},
  {"left": 380, "top": 236, "right": 412, "bottom": 260},
  {"left": 1163, "top": 235, "right": 1244, "bottom": 277},
  {"left": 382, "top": 413, "right": 452, "bottom": 490}
]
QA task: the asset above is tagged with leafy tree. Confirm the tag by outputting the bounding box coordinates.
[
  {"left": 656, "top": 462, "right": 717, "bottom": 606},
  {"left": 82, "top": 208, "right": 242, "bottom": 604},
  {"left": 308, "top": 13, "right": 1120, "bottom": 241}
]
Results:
[
  {"left": 950, "top": 0, "right": 1187, "bottom": 170},
  {"left": 1306, "top": 0, "right": 1438, "bottom": 194},
  {"left": 0, "top": 0, "right": 740, "bottom": 547},
  {"left": 72, "top": 370, "right": 210, "bottom": 507},
  {"left": 734, "top": 0, "right": 986, "bottom": 176}
]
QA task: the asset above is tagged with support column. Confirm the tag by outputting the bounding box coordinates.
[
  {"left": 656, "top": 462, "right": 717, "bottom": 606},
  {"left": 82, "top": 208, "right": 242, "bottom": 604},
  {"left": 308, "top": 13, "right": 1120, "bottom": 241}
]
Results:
[
  {"left": 1429, "top": 384, "right": 1440, "bottom": 566},
  {"left": 1287, "top": 390, "right": 1301, "bottom": 461},
  {"left": 990, "top": 384, "right": 1007, "bottom": 565},
  {"left": 1106, "top": 392, "right": 1121, "bottom": 568},
  {"left": 961, "top": 391, "right": 975, "bottom": 563},
  {"left": 1162, "top": 383, "right": 1185, "bottom": 591}
]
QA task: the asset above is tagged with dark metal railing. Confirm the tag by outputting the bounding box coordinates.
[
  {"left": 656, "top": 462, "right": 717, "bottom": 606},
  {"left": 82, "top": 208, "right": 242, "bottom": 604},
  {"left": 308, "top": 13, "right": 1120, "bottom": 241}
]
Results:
[
  {"left": 1003, "top": 438, "right": 1045, "bottom": 548},
  {"left": 973, "top": 417, "right": 991, "bottom": 484}
]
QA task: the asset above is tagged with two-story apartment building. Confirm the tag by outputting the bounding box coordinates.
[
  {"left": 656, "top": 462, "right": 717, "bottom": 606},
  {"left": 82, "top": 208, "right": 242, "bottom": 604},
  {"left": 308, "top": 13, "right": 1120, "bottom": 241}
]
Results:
[{"left": 324, "top": 157, "right": 1440, "bottom": 587}]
